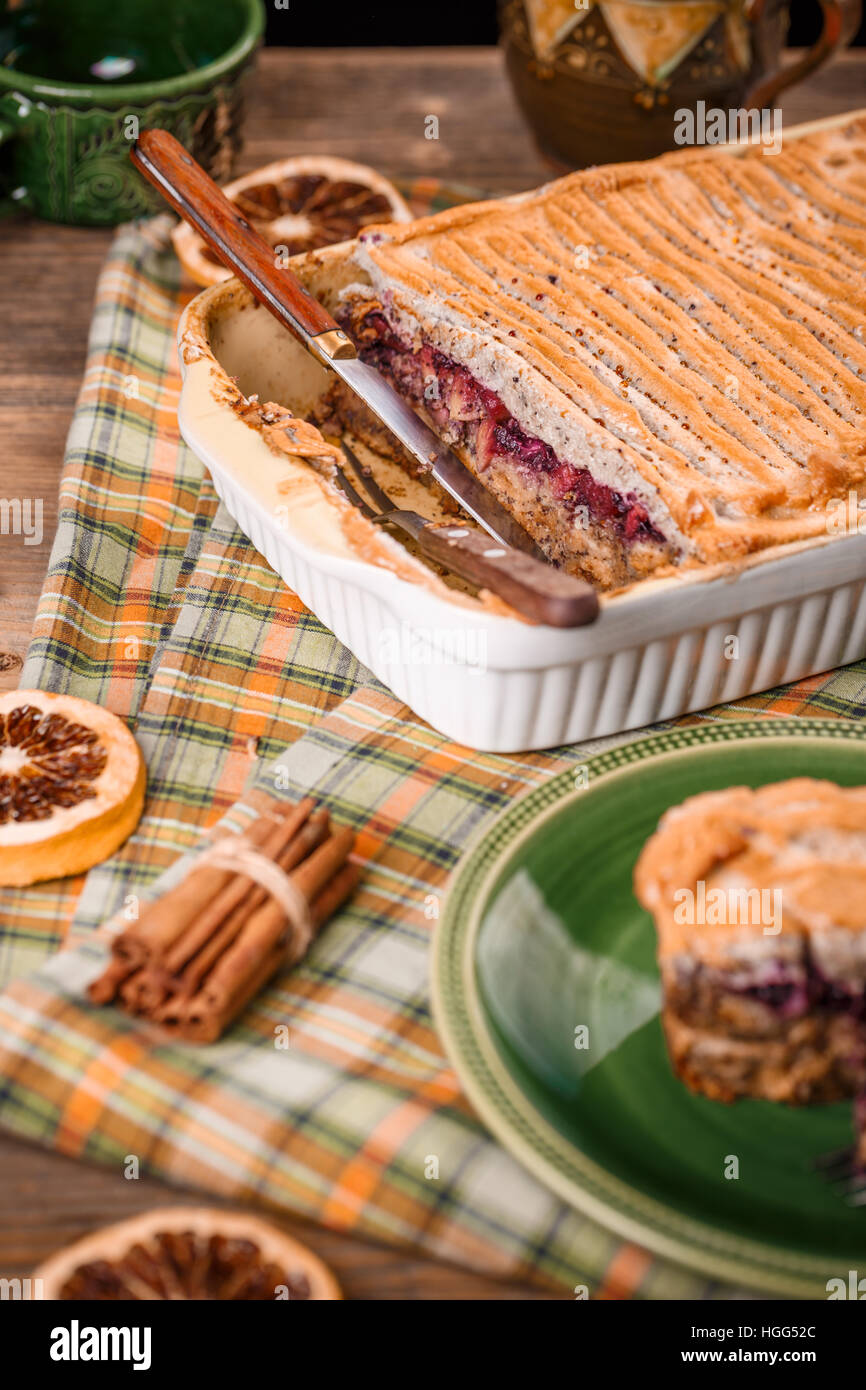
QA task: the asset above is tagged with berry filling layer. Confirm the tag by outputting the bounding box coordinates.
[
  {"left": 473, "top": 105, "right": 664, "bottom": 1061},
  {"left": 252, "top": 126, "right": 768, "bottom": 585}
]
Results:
[
  {"left": 345, "top": 308, "right": 666, "bottom": 551},
  {"left": 681, "top": 958, "right": 866, "bottom": 1022}
]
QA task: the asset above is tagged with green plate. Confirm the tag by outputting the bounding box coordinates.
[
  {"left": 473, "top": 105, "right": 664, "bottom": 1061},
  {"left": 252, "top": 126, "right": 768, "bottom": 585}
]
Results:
[{"left": 431, "top": 720, "right": 866, "bottom": 1297}]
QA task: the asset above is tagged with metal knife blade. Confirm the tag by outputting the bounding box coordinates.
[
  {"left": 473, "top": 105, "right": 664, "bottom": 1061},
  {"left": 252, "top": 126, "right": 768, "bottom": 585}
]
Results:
[{"left": 327, "top": 357, "right": 546, "bottom": 556}]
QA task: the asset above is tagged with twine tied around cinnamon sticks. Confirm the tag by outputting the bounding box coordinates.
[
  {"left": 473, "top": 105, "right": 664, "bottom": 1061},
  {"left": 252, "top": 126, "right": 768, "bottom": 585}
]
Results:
[
  {"left": 88, "top": 798, "right": 359, "bottom": 1044},
  {"left": 196, "top": 836, "right": 316, "bottom": 959}
]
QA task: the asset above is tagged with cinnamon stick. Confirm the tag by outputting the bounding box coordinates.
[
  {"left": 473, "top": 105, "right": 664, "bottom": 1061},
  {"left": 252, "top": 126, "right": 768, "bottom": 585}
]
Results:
[
  {"left": 161, "top": 798, "right": 316, "bottom": 975},
  {"left": 88, "top": 800, "right": 360, "bottom": 1044},
  {"left": 290, "top": 827, "right": 356, "bottom": 907},
  {"left": 124, "top": 964, "right": 176, "bottom": 1015},
  {"left": 184, "top": 944, "right": 286, "bottom": 1044},
  {"left": 309, "top": 860, "right": 361, "bottom": 928},
  {"left": 200, "top": 827, "right": 355, "bottom": 1012},
  {"left": 111, "top": 812, "right": 280, "bottom": 966},
  {"left": 185, "top": 861, "right": 361, "bottom": 1043},
  {"left": 131, "top": 816, "right": 329, "bottom": 1023},
  {"left": 87, "top": 956, "right": 136, "bottom": 1005},
  {"left": 147, "top": 813, "right": 332, "bottom": 1026},
  {"left": 119, "top": 972, "right": 148, "bottom": 1015},
  {"left": 175, "top": 811, "right": 330, "bottom": 998}
]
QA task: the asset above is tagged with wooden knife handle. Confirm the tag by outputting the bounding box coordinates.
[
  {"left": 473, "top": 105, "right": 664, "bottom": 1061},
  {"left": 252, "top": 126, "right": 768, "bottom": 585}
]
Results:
[
  {"left": 409, "top": 520, "right": 599, "bottom": 628},
  {"left": 131, "top": 129, "right": 355, "bottom": 363}
]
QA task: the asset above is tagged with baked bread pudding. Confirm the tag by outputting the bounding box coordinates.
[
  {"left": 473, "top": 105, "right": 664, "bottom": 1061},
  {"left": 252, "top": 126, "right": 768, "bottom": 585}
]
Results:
[
  {"left": 330, "top": 117, "right": 866, "bottom": 590},
  {"left": 634, "top": 780, "right": 866, "bottom": 1106}
]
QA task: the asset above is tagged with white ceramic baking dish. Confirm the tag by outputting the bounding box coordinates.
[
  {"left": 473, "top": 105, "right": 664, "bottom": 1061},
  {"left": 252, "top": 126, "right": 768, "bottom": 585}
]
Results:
[{"left": 177, "top": 113, "right": 866, "bottom": 752}]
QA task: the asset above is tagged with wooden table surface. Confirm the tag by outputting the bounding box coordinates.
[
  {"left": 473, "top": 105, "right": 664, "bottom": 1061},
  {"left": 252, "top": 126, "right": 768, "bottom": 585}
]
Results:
[{"left": 1, "top": 45, "right": 864, "bottom": 1300}]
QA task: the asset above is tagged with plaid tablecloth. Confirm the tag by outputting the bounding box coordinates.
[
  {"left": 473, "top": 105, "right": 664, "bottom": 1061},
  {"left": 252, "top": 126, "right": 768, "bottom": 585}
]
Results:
[{"left": 0, "top": 191, "right": 864, "bottom": 1299}]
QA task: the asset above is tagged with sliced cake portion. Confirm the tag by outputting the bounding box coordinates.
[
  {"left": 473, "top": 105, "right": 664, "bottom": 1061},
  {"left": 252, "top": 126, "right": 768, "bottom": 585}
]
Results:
[
  {"left": 634, "top": 779, "right": 866, "bottom": 1105},
  {"left": 337, "top": 116, "right": 866, "bottom": 589}
]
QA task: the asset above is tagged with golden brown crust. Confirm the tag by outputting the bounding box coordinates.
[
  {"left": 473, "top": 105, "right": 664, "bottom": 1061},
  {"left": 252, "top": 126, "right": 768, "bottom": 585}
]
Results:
[
  {"left": 634, "top": 778, "right": 866, "bottom": 965},
  {"left": 353, "top": 116, "right": 866, "bottom": 571}
]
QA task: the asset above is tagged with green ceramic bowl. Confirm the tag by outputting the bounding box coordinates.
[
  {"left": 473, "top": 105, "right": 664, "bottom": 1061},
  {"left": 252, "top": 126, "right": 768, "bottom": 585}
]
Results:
[
  {"left": 432, "top": 719, "right": 866, "bottom": 1297},
  {"left": 0, "top": 0, "right": 264, "bottom": 224}
]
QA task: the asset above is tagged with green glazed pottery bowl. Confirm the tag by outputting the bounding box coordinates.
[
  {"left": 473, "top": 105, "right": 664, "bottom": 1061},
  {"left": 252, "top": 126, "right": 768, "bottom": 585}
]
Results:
[
  {"left": 432, "top": 719, "right": 866, "bottom": 1297},
  {"left": 0, "top": 0, "right": 264, "bottom": 224}
]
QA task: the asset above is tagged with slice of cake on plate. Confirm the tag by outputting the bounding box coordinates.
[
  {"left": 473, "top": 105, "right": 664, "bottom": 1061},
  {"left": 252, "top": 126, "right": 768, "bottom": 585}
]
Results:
[{"left": 634, "top": 779, "right": 866, "bottom": 1105}]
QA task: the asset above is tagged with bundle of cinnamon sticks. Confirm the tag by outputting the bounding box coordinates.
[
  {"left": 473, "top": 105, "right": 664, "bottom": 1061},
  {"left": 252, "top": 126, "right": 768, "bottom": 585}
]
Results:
[{"left": 89, "top": 799, "right": 359, "bottom": 1043}]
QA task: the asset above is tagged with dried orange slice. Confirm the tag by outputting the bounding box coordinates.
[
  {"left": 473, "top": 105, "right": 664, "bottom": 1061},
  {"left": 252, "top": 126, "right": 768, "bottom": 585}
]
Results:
[
  {"left": 172, "top": 154, "right": 412, "bottom": 287},
  {"left": 35, "top": 1207, "right": 342, "bottom": 1301},
  {"left": 0, "top": 690, "right": 145, "bottom": 887}
]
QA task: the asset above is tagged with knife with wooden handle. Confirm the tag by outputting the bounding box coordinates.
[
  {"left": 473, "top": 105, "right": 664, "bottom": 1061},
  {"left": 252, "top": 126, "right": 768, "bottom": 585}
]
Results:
[
  {"left": 132, "top": 129, "right": 600, "bottom": 628},
  {"left": 384, "top": 513, "right": 599, "bottom": 628},
  {"left": 333, "top": 443, "right": 599, "bottom": 627}
]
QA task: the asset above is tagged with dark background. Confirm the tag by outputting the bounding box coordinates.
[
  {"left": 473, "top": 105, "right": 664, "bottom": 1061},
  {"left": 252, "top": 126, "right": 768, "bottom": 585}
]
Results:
[{"left": 265, "top": 4, "right": 866, "bottom": 48}]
